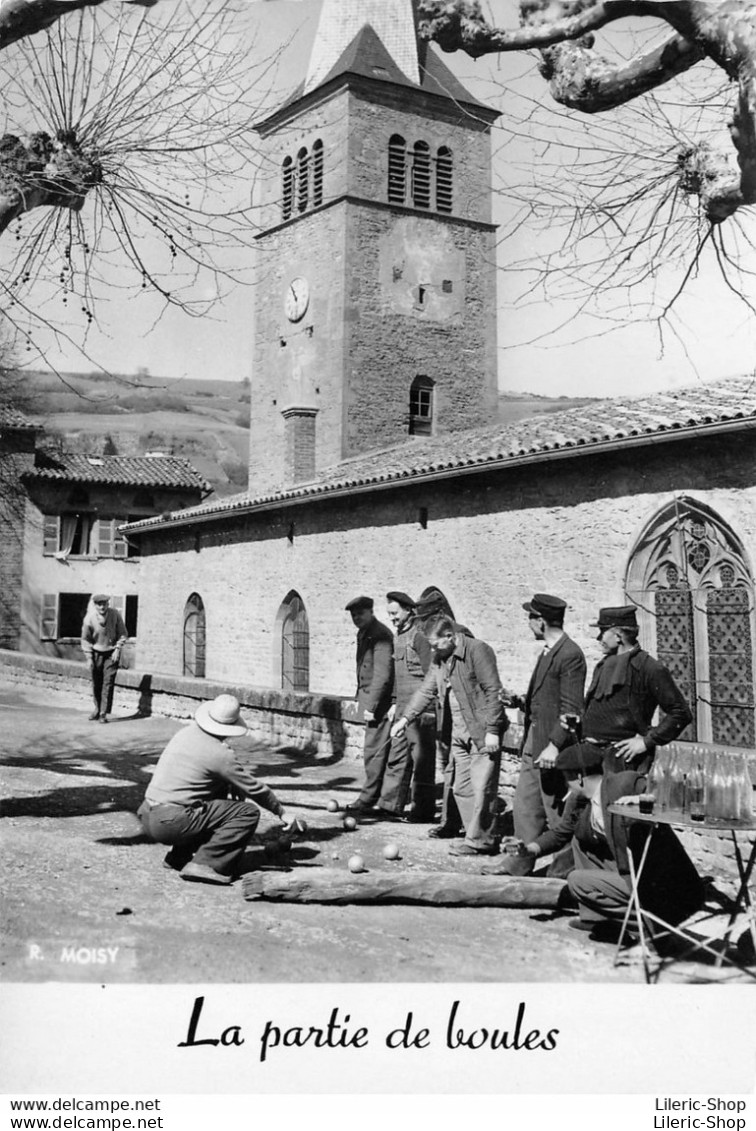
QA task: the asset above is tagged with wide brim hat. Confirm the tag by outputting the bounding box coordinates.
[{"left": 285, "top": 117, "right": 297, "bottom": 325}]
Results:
[
  {"left": 195, "top": 694, "right": 248, "bottom": 738},
  {"left": 589, "top": 605, "right": 638, "bottom": 630}
]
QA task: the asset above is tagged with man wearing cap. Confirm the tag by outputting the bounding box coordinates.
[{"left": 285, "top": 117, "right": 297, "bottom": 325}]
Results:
[
  {"left": 345, "top": 596, "right": 397, "bottom": 816},
  {"left": 484, "top": 594, "right": 586, "bottom": 877},
  {"left": 392, "top": 614, "right": 507, "bottom": 855},
  {"left": 510, "top": 745, "right": 703, "bottom": 941},
  {"left": 384, "top": 591, "right": 436, "bottom": 822},
  {"left": 551, "top": 605, "right": 691, "bottom": 778},
  {"left": 80, "top": 594, "right": 128, "bottom": 723},
  {"left": 137, "top": 694, "right": 291, "bottom": 885}
]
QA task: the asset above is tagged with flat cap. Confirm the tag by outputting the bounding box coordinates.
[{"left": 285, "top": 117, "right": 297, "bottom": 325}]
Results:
[
  {"left": 589, "top": 605, "right": 638, "bottom": 630},
  {"left": 345, "top": 595, "right": 374, "bottom": 612},
  {"left": 92, "top": 593, "right": 110, "bottom": 604},
  {"left": 555, "top": 744, "right": 605, "bottom": 776},
  {"left": 386, "top": 591, "right": 415, "bottom": 609},
  {"left": 522, "top": 593, "right": 567, "bottom": 617}
]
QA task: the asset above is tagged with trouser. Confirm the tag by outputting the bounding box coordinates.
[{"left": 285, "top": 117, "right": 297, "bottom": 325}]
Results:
[
  {"left": 358, "top": 714, "right": 394, "bottom": 807},
  {"left": 513, "top": 752, "right": 567, "bottom": 842},
  {"left": 137, "top": 799, "right": 260, "bottom": 876},
  {"left": 381, "top": 716, "right": 437, "bottom": 819},
  {"left": 451, "top": 737, "right": 501, "bottom": 849},
  {"left": 567, "top": 839, "right": 630, "bottom": 925},
  {"left": 91, "top": 651, "right": 119, "bottom": 716}
]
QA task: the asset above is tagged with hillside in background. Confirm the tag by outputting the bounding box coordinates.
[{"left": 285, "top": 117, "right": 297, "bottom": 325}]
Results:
[{"left": 16, "top": 370, "right": 601, "bottom": 497}]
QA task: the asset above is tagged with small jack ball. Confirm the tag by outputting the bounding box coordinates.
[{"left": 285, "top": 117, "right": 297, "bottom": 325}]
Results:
[
  {"left": 342, "top": 816, "right": 357, "bottom": 831},
  {"left": 348, "top": 854, "right": 365, "bottom": 873},
  {"left": 326, "top": 799, "right": 340, "bottom": 812},
  {"left": 383, "top": 843, "right": 401, "bottom": 861}
]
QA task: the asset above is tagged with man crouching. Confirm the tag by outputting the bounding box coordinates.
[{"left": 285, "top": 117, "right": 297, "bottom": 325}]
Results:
[{"left": 138, "top": 694, "right": 291, "bottom": 886}]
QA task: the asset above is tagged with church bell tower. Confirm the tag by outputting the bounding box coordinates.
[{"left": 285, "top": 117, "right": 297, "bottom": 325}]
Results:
[{"left": 248, "top": 0, "right": 500, "bottom": 494}]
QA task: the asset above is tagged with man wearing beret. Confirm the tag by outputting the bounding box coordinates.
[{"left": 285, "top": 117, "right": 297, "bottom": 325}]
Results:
[
  {"left": 80, "top": 594, "right": 128, "bottom": 724},
  {"left": 510, "top": 745, "right": 703, "bottom": 941},
  {"left": 547, "top": 605, "right": 692, "bottom": 780},
  {"left": 345, "top": 596, "right": 397, "bottom": 816},
  {"left": 384, "top": 590, "right": 436, "bottom": 822},
  {"left": 392, "top": 614, "right": 507, "bottom": 855},
  {"left": 484, "top": 594, "right": 586, "bottom": 877}
]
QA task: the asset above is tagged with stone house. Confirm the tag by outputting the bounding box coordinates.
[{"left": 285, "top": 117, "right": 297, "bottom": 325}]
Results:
[
  {"left": 18, "top": 451, "right": 210, "bottom": 665},
  {"left": 0, "top": 405, "right": 41, "bottom": 650}
]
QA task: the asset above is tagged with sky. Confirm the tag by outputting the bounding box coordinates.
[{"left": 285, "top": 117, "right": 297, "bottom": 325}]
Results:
[{"left": 9, "top": 0, "right": 756, "bottom": 397}]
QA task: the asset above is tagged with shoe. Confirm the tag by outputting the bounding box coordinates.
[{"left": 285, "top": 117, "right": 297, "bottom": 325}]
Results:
[
  {"left": 428, "top": 825, "right": 463, "bottom": 839},
  {"left": 346, "top": 801, "right": 377, "bottom": 815},
  {"left": 480, "top": 853, "right": 535, "bottom": 877},
  {"left": 568, "top": 918, "right": 598, "bottom": 933},
  {"left": 449, "top": 843, "right": 499, "bottom": 857},
  {"left": 163, "top": 848, "right": 193, "bottom": 871},
  {"left": 407, "top": 811, "right": 436, "bottom": 824},
  {"left": 375, "top": 808, "right": 405, "bottom": 822},
  {"left": 180, "top": 862, "right": 233, "bottom": 885},
  {"left": 88, "top": 711, "right": 100, "bottom": 721},
  {"left": 99, "top": 715, "right": 109, "bottom": 724},
  {"left": 589, "top": 920, "right": 637, "bottom": 945}
]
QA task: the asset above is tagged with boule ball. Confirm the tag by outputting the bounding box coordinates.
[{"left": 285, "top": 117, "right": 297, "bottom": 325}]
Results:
[
  {"left": 348, "top": 854, "right": 366, "bottom": 873},
  {"left": 326, "top": 799, "right": 340, "bottom": 813},
  {"left": 342, "top": 815, "right": 357, "bottom": 831},
  {"left": 383, "top": 842, "right": 401, "bottom": 861}
]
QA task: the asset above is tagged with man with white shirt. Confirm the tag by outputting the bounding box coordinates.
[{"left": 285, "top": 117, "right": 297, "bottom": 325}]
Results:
[{"left": 483, "top": 593, "right": 586, "bottom": 877}]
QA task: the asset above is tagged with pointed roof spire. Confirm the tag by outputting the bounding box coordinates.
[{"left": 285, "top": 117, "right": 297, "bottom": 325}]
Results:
[{"left": 305, "top": 0, "right": 421, "bottom": 94}]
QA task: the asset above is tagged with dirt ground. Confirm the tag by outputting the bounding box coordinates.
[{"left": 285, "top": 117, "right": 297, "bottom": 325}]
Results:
[{"left": 0, "top": 680, "right": 750, "bottom": 985}]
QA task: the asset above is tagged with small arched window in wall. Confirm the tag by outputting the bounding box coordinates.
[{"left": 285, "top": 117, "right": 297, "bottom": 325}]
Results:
[
  {"left": 436, "top": 146, "right": 453, "bottom": 212},
  {"left": 282, "top": 156, "right": 294, "bottom": 220},
  {"left": 411, "top": 141, "right": 431, "bottom": 209},
  {"left": 296, "top": 148, "right": 309, "bottom": 214},
  {"left": 312, "top": 139, "right": 324, "bottom": 207},
  {"left": 625, "top": 497, "right": 756, "bottom": 747},
  {"left": 183, "top": 593, "right": 206, "bottom": 679},
  {"left": 279, "top": 590, "right": 310, "bottom": 692},
  {"left": 388, "top": 134, "right": 406, "bottom": 204},
  {"left": 409, "top": 375, "right": 434, "bottom": 436}
]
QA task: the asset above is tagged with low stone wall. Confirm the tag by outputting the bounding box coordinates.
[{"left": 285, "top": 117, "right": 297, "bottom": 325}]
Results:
[{"left": 0, "top": 648, "right": 366, "bottom": 762}]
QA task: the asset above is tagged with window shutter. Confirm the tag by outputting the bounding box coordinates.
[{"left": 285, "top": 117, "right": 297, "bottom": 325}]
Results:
[
  {"left": 42, "top": 515, "right": 60, "bottom": 556},
  {"left": 97, "top": 518, "right": 113, "bottom": 557},
  {"left": 40, "top": 594, "right": 58, "bottom": 640}
]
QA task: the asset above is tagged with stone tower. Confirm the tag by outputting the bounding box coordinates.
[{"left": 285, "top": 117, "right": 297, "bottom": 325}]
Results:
[{"left": 248, "top": 0, "right": 500, "bottom": 494}]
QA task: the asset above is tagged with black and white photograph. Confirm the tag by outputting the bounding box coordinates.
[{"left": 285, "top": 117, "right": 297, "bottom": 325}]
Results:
[{"left": 1, "top": 0, "right": 756, "bottom": 1112}]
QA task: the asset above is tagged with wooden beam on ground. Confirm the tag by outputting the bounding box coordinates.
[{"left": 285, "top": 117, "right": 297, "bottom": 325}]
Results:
[{"left": 242, "top": 868, "right": 566, "bottom": 907}]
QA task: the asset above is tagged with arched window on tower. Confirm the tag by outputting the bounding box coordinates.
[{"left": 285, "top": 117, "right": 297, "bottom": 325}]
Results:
[
  {"left": 296, "top": 147, "right": 309, "bottom": 213},
  {"left": 411, "top": 141, "right": 431, "bottom": 209},
  {"left": 436, "top": 146, "right": 453, "bottom": 213},
  {"left": 409, "top": 376, "right": 434, "bottom": 436},
  {"left": 311, "top": 139, "right": 324, "bottom": 207},
  {"left": 279, "top": 590, "right": 310, "bottom": 692},
  {"left": 388, "top": 134, "right": 406, "bottom": 204},
  {"left": 183, "top": 593, "right": 206, "bottom": 678},
  {"left": 625, "top": 497, "right": 756, "bottom": 747},
  {"left": 282, "top": 156, "right": 294, "bottom": 220}
]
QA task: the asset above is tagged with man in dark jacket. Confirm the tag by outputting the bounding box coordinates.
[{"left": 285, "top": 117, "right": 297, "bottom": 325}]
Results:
[
  {"left": 384, "top": 591, "right": 436, "bottom": 822},
  {"left": 555, "top": 605, "right": 692, "bottom": 779},
  {"left": 484, "top": 593, "right": 586, "bottom": 876},
  {"left": 513, "top": 746, "right": 703, "bottom": 940},
  {"left": 392, "top": 615, "right": 507, "bottom": 855},
  {"left": 346, "top": 595, "right": 397, "bottom": 816}
]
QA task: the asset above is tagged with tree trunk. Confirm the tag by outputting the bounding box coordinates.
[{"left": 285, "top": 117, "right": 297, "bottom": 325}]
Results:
[{"left": 242, "top": 867, "right": 567, "bottom": 907}]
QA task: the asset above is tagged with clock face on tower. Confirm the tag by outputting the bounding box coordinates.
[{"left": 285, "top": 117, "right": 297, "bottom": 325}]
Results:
[{"left": 284, "top": 277, "right": 310, "bottom": 322}]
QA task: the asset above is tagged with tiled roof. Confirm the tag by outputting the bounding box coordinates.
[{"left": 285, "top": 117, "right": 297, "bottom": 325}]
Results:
[
  {"left": 25, "top": 453, "right": 211, "bottom": 493},
  {"left": 125, "top": 377, "right": 756, "bottom": 532},
  {"left": 0, "top": 405, "right": 40, "bottom": 431}
]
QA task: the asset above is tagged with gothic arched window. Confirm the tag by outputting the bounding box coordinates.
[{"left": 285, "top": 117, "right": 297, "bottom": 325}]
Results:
[
  {"left": 388, "top": 134, "right": 406, "bottom": 204},
  {"left": 279, "top": 590, "right": 310, "bottom": 692},
  {"left": 183, "top": 593, "right": 206, "bottom": 678},
  {"left": 409, "top": 375, "right": 434, "bottom": 436},
  {"left": 625, "top": 497, "right": 755, "bottom": 747},
  {"left": 411, "top": 141, "right": 431, "bottom": 209},
  {"left": 311, "top": 139, "right": 324, "bottom": 207},
  {"left": 296, "top": 148, "right": 309, "bottom": 213},
  {"left": 436, "top": 146, "right": 453, "bottom": 212},
  {"left": 282, "top": 156, "right": 294, "bottom": 220}
]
